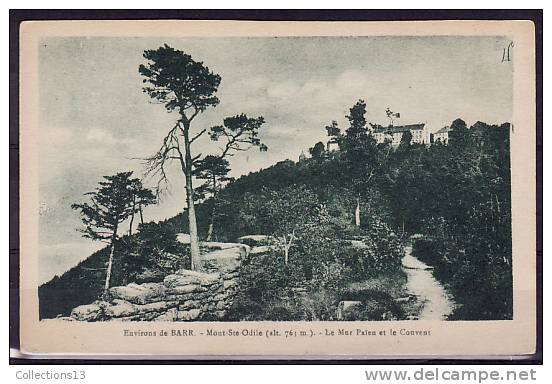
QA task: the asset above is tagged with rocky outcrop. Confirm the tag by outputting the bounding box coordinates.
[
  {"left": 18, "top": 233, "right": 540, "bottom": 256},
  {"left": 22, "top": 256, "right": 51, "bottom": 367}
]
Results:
[
  {"left": 237, "top": 235, "right": 276, "bottom": 247},
  {"left": 67, "top": 238, "right": 249, "bottom": 322},
  {"left": 237, "top": 235, "right": 277, "bottom": 258}
]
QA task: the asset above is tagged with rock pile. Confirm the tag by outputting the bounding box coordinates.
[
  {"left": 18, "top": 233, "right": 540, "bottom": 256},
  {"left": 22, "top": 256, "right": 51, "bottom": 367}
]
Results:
[{"left": 67, "top": 241, "right": 248, "bottom": 322}]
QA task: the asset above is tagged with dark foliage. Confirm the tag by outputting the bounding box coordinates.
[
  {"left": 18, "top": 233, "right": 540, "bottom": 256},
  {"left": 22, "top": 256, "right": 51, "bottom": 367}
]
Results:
[
  {"left": 404, "top": 122, "right": 512, "bottom": 319},
  {"left": 71, "top": 171, "right": 156, "bottom": 292},
  {"left": 39, "top": 247, "right": 110, "bottom": 319}
]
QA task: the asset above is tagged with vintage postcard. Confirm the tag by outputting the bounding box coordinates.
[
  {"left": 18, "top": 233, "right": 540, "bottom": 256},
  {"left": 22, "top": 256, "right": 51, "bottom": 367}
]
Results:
[{"left": 18, "top": 19, "right": 536, "bottom": 358}]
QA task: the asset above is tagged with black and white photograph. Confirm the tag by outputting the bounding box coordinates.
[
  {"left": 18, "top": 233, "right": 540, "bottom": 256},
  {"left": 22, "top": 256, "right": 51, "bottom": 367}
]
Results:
[
  {"left": 15, "top": 18, "right": 537, "bottom": 358},
  {"left": 36, "top": 34, "right": 514, "bottom": 323}
]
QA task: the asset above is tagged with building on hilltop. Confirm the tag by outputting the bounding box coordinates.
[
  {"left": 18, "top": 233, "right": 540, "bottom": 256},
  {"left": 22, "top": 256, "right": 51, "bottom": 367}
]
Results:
[
  {"left": 326, "top": 139, "right": 339, "bottom": 153},
  {"left": 372, "top": 123, "right": 429, "bottom": 146},
  {"left": 433, "top": 125, "right": 452, "bottom": 144}
]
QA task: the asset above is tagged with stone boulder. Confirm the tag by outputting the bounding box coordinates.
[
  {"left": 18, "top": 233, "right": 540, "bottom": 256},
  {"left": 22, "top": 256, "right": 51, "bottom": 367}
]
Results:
[
  {"left": 249, "top": 245, "right": 274, "bottom": 256},
  {"left": 198, "top": 247, "right": 243, "bottom": 273},
  {"left": 164, "top": 269, "right": 220, "bottom": 287},
  {"left": 109, "top": 282, "right": 165, "bottom": 305},
  {"left": 103, "top": 300, "right": 137, "bottom": 318},
  {"left": 237, "top": 235, "right": 276, "bottom": 247},
  {"left": 154, "top": 308, "right": 178, "bottom": 321},
  {"left": 134, "top": 269, "right": 165, "bottom": 283},
  {"left": 176, "top": 234, "right": 250, "bottom": 258},
  {"left": 177, "top": 308, "right": 202, "bottom": 321},
  {"left": 70, "top": 301, "right": 106, "bottom": 321},
  {"left": 176, "top": 233, "right": 191, "bottom": 244},
  {"left": 202, "top": 241, "right": 248, "bottom": 251}
]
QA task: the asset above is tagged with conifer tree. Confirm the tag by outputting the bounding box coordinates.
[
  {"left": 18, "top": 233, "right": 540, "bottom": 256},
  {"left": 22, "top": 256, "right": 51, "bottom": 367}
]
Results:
[
  {"left": 128, "top": 179, "right": 157, "bottom": 235},
  {"left": 71, "top": 172, "right": 146, "bottom": 291},
  {"left": 140, "top": 44, "right": 221, "bottom": 270},
  {"left": 193, "top": 155, "right": 233, "bottom": 241}
]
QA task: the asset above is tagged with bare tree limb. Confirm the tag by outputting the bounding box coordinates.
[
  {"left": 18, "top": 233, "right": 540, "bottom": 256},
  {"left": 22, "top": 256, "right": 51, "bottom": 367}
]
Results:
[{"left": 190, "top": 128, "right": 207, "bottom": 144}]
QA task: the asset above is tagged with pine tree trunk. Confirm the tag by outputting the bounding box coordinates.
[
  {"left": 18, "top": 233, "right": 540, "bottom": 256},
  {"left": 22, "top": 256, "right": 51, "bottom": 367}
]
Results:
[
  {"left": 182, "top": 123, "right": 201, "bottom": 271},
  {"left": 129, "top": 196, "right": 136, "bottom": 235},
  {"left": 355, "top": 197, "right": 361, "bottom": 227},
  {"left": 139, "top": 203, "right": 144, "bottom": 225},
  {"left": 206, "top": 209, "right": 215, "bottom": 242},
  {"left": 104, "top": 225, "right": 118, "bottom": 292},
  {"left": 185, "top": 179, "right": 200, "bottom": 271},
  {"left": 206, "top": 175, "right": 217, "bottom": 242}
]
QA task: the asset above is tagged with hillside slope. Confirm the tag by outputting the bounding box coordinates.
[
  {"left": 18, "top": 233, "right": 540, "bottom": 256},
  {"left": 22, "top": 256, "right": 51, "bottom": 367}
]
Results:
[
  {"left": 39, "top": 156, "right": 362, "bottom": 319},
  {"left": 40, "top": 120, "right": 513, "bottom": 320}
]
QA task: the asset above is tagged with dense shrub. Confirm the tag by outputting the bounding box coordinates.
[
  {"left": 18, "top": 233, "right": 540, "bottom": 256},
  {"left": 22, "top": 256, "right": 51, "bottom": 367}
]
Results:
[
  {"left": 116, "top": 222, "right": 190, "bottom": 285},
  {"left": 339, "top": 271, "right": 408, "bottom": 320},
  {"left": 228, "top": 202, "right": 406, "bottom": 321},
  {"left": 412, "top": 235, "right": 512, "bottom": 320}
]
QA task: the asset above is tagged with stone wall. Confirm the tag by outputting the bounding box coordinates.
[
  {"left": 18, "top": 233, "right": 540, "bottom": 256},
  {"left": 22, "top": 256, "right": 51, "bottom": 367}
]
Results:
[{"left": 67, "top": 240, "right": 255, "bottom": 322}]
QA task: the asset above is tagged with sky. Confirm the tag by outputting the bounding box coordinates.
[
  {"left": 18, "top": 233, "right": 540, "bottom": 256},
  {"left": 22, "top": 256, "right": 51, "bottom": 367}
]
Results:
[{"left": 38, "top": 36, "right": 513, "bottom": 283}]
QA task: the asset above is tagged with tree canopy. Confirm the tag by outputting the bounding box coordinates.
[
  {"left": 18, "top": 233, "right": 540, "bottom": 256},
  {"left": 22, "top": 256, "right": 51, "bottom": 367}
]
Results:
[
  {"left": 71, "top": 171, "right": 155, "bottom": 290},
  {"left": 139, "top": 44, "right": 221, "bottom": 115},
  {"left": 210, "top": 114, "right": 268, "bottom": 157},
  {"left": 71, "top": 172, "right": 138, "bottom": 242}
]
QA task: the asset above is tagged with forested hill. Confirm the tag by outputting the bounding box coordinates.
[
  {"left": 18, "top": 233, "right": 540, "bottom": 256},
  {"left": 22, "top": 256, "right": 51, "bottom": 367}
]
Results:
[{"left": 39, "top": 118, "right": 512, "bottom": 321}]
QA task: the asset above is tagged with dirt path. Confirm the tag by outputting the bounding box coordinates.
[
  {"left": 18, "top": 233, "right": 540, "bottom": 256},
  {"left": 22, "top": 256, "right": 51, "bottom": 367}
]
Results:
[{"left": 402, "top": 245, "right": 455, "bottom": 320}]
